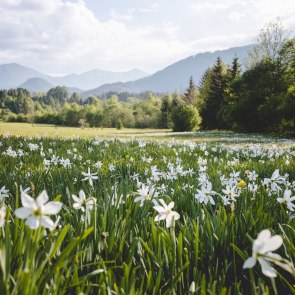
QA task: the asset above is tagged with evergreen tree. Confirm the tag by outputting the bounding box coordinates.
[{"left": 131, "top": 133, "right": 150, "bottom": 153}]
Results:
[
  {"left": 218, "top": 57, "right": 242, "bottom": 129},
  {"left": 183, "top": 76, "right": 198, "bottom": 105},
  {"left": 200, "top": 57, "right": 227, "bottom": 129},
  {"left": 160, "top": 94, "right": 172, "bottom": 128}
]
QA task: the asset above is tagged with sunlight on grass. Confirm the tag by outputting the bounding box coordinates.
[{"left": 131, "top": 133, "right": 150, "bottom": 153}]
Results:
[{"left": 0, "top": 122, "right": 171, "bottom": 139}]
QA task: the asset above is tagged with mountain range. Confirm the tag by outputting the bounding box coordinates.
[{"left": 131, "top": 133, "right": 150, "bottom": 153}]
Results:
[
  {"left": 0, "top": 64, "right": 148, "bottom": 92},
  {"left": 0, "top": 44, "right": 252, "bottom": 95}
]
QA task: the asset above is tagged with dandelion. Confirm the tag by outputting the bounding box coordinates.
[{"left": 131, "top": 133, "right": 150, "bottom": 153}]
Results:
[
  {"left": 15, "top": 190, "right": 62, "bottom": 230},
  {"left": 153, "top": 199, "right": 180, "bottom": 228}
]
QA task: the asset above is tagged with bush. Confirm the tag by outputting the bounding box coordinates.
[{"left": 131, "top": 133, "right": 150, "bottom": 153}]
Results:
[
  {"left": 7, "top": 114, "right": 27, "bottom": 123},
  {"left": 171, "top": 104, "right": 201, "bottom": 132}
]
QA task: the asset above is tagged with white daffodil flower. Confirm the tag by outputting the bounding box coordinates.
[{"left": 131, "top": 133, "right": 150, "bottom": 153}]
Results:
[
  {"left": 0, "top": 206, "right": 6, "bottom": 227},
  {"left": 153, "top": 199, "right": 180, "bottom": 228},
  {"left": 15, "top": 190, "right": 62, "bottom": 230},
  {"left": 277, "top": 189, "right": 295, "bottom": 211},
  {"left": 0, "top": 186, "right": 9, "bottom": 202},
  {"left": 243, "top": 229, "right": 283, "bottom": 277},
  {"left": 195, "top": 181, "right": 217, "bottom": 205},
  {"left": 222, "top": 185, "right": 239, "bottom": 202},
  {"left": 72, "top": 190, "right": 95, "bottom": 212},
  {"left": 263, "top": 169, "right": 285, "bottom": 194},
  {"left": 134, "top": 184, "right": 159, "bottom": 207},
  {"left": 82, "top": 168, "right": 98, "bottom": 187}
]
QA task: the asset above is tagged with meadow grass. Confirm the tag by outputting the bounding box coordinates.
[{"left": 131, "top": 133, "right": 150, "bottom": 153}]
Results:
[
  {"left": 0, "top": 124, "right": 294, "bottom": 294},
  {"left": 0, "top": 122, "right": 171, "bottom": 139}
]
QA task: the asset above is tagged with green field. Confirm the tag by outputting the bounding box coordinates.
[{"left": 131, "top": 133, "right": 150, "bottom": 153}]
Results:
[
  {"left": 0, "top": 122, "right": 294, "bottom": 145},
  {"left": 0, "top": 122, "right": 172, "bottom": 139},
  {"left": 0, "top": 124, "right": 294, "bottom": 294}
]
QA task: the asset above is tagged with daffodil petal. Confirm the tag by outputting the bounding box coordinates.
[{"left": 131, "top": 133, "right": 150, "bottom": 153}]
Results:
[
  {"left": 72, "top": 195, "right": 81, "bottom": 203},
  {"left": 36, "top": 190, "right": 49, "bottom": 207},
  {"left": 15, "top": 207, "right": 31, "bottom": 219},
  {"left": 73, "top": 203, "right": 82, "bottom": 209},
  {"left": 79, "top": 190, "right": 86, "bottom": 200},
  {"left": 41, "top": 216, "right": 55, "bottom": 229},
  {"left": 42, "top": 201, "right": 62, "bottom": 215},
  {"left": 153, "top": 206, "right": 165, "bottom": 213},
  {"left": 21, "top": 193, "right": 37, "bottom": 211},
  {"left": 258, "top": 258, "right": 277, "bottom": 277},
  {"left": 172, "top": 212, "right": 180, "bottom": 220},
  {"left": 261, "top": 235, "right": 283, "bottom": 253},
  {"left": 26, "top": 216, "right": 40, "bottom": 229},
  {"left": 257, "top": 229, "right": 271, "bottom": 242},
  {"left": 243, "top": 257, "right": 256, "bottom": 269}
]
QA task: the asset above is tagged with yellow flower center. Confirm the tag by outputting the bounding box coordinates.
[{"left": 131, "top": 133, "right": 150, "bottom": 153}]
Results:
[{"left": 33, "top": 209, "right": 42, "bottom": 217}]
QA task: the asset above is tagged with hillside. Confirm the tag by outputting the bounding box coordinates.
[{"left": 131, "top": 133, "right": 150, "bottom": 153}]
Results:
[
  {"left": 83, "top": 45, "right": 252, "bottom": 96},
  {"left": 0, "top": 64, "right": 148, "bottom": 91},
  {"left": 19, "top": 77, "right": 54, "bottom": 92}
]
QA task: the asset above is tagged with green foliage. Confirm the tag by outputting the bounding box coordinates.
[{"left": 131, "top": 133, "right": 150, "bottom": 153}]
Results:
[
  {"left": 198, "top": 20, "right": 295, "bottom": 136},
  {"left": 171, "top": 103, "right": 201, "bottom": 131},
  {"left": 183, "top": 76, "right": 198, "bottom": 105},
  {"left": 159, "top": 94, "right": 173, "bottom": 128},
  {"left": 200, "top": 57, "right": 228, "bottom": 129},
  {"left": 0, "top": 134, "right": 294, "bottom": 293}
]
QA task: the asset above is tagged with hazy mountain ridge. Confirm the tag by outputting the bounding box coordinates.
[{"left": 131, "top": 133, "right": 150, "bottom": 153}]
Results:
[
  {"left": 83, "top": 45, "right": 252, "bottom": 96},
  {"left": 0, "top": 45, "right": 252, "bottom": 95},
  {"left": 19, "top": 77, "right": 54, "bottom": 92},
  {"left": 0, "top": 64, "right": 149, "bottom": 92},
  {"left": 0, "top": 63, "right": 49, "bottom": 89}
]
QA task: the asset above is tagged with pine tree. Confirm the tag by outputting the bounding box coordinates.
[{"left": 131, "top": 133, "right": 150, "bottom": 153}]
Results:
[
  {"left": 184, "top": 76, "right": 198, "bottom": 105},
  {"left": 218, "top": 57, "right": 241, "bottom": 129},
  {"left": 200, "top": 57, "right": 227, "bottom": 129},
  {"left": 160, "top": 94, "right": 172, "bottom": 128}
]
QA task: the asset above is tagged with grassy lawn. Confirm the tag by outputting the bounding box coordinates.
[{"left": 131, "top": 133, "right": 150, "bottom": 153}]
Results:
[
  {"left": 0, "top": 122, "right": 294, "bottom": 147},
  {"left": 0, "top": 122, "right": 171, "bottom": 139}
]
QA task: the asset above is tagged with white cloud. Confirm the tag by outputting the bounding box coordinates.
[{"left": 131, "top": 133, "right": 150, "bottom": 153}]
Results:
[
  {"left": 190, "top": 2, "right": 232, "bottom": 14},
  {"left": 189, "top": 34, "right": 251, "bottom": 53},
  {"left": 0, "top": 0, "right": 188, "bottom": 73},
  {"left": 228, "top": 11, "right": 245, "bottom": 22},
  {"left": 0, "top": 0, "right": 294, "bottom": 74},
  {"left": 109, "top": 8, "right": 135, "bottom": 21}
]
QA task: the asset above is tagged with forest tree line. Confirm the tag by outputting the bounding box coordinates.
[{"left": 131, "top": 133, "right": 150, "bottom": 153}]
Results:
[{"left": 0, "top": 20, "right": 294, "bottom": 135}]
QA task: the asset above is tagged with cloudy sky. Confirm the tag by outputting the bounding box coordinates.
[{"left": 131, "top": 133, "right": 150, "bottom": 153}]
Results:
[{"left": 0, "top": 0, "right": 294, "bottom": 75}]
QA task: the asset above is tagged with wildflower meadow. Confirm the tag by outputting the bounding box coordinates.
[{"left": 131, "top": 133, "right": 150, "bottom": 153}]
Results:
[{"left": 0, "top": 132, "right": 294, "bottom": 294}]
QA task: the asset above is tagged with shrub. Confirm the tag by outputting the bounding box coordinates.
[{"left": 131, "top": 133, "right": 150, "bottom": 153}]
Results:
[{"left": 171, "top": 104, "right": 202, "bottom": 132}]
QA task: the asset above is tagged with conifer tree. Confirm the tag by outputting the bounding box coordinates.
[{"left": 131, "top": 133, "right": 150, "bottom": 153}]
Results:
[
  {"left": 183, "top": 76, "right": 198, "bottom": 105},
  {"left": 200, "top": 57, "right": 227, "bottom": 129}
]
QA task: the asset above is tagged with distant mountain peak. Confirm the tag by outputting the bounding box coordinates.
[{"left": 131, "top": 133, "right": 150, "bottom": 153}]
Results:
[
  {"left": 82, "top": 44, "right": 252, "bottom": 97},
  {"left": 0, "top": 63, "right": 149, "bottom": 91}
]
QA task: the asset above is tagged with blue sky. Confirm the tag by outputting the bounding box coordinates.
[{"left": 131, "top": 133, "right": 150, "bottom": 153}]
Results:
[{"left": 0, "top": 0, "right": 294, "bottom": 75}]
